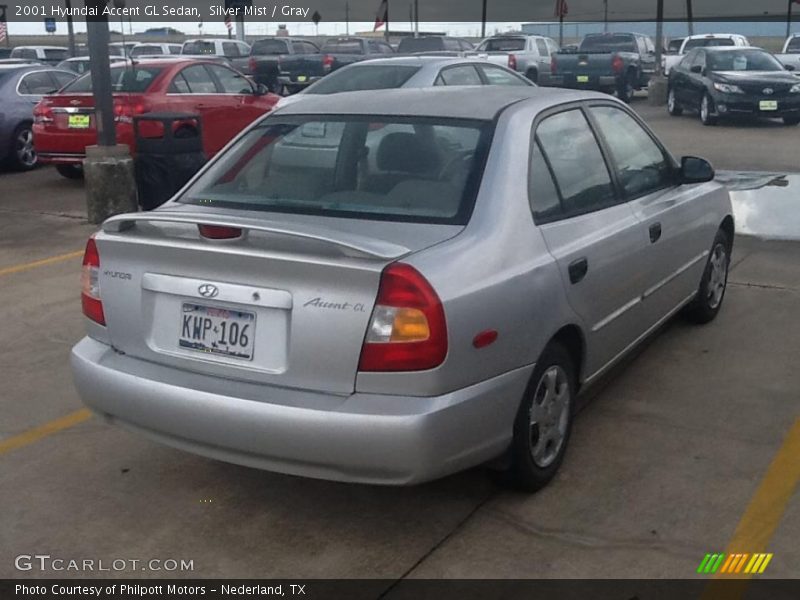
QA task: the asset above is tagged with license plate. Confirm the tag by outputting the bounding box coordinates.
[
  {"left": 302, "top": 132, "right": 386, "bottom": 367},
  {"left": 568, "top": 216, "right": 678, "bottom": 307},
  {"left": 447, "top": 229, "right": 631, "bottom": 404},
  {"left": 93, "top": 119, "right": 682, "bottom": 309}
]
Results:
[
  {"left": 179, "top": 303, "right": 255, "bottom": 361},
  {"left": 68, "top": 114, "right": 90, "bottom": 129},
  {"left": 297, "top": 75, "right": 307, "bottom": 82},
  {"left": 577, "top": 75, "right": 590, "bottom": 83},
  {"left": 759, "top": 100, "right": 778, "bottom": 111}
]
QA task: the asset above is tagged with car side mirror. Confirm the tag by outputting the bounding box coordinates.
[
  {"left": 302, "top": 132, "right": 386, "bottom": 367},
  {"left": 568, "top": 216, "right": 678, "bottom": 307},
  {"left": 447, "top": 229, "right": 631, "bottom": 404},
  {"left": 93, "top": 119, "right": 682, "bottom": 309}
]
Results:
[
  {"left": 680, "top": 156, "right": 715, "bottom": 184},
  {"left": 785, "top": 64, "right": 796, "bottom": 71},
  {"left": 690, "top": 65, "right": 703, "bottom": 74}
]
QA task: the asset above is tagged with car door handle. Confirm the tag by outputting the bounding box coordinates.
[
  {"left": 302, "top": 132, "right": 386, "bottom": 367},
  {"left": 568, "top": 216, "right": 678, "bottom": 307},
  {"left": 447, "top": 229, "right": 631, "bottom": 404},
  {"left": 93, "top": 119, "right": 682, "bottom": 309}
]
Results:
[
  {"left": 568, "top": 258, "right": 588, "bottom": 284},
  {"left": 649, "top": 222, "right": 662, "bottom": 243}
]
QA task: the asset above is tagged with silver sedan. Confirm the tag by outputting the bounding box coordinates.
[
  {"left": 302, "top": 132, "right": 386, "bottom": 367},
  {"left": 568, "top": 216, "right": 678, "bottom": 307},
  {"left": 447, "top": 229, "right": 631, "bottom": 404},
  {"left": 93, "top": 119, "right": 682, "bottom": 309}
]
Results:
[{"left": 71, "top": 87, "right": 733, "bottom": 491}]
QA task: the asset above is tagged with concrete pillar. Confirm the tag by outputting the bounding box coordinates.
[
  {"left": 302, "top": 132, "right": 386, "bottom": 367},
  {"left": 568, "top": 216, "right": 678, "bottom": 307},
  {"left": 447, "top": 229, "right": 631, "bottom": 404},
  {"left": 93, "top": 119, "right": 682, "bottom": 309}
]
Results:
[
  {"left": 648, "top": 76, "right": 669, "bottom": 106},
  {"left": 83, "top": 145, "right": 138, "bottom": 224}
]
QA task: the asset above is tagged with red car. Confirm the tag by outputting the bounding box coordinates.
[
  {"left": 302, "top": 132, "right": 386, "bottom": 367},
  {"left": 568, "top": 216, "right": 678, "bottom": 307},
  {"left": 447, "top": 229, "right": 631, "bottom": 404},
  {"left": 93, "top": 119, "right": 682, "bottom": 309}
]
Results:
[{"left": 33, "top": 59, "right": 279, "bottom": 179}]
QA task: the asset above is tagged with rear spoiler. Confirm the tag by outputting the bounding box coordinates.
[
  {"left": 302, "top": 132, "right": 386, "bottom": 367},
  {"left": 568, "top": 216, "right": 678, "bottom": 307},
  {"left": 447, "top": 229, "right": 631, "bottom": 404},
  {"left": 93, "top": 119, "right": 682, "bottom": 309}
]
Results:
[{"left": 102, "top": 211, "right": 411, "bottom": 260}]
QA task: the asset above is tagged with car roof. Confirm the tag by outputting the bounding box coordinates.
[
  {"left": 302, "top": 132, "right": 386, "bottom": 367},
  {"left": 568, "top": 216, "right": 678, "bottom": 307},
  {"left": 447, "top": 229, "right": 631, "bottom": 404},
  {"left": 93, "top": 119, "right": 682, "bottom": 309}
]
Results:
[
  {"left": 701, "top": 46, "right": 764, "bottom": 52},
  {"left": 276, "top": 86, "right": 602, "bottom": 120},
  {"left": 685, "top": 33, "right": 741, "bottom": 39},
  {"left": 14, "top": 46, "right": 68, "bottom": 50},
  {"left": 346, "top": 56, "right": 488, "bottom": 67}
]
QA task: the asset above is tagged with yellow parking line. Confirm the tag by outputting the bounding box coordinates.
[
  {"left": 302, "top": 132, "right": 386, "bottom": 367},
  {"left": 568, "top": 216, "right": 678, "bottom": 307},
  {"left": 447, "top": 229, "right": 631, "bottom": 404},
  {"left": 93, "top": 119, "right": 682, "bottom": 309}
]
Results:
[
  {"left": 0, "top": 409, "right": 92, "bottom": 456},
  {"left": 0, "top": 250, "right": 83, "bottom": 278}
]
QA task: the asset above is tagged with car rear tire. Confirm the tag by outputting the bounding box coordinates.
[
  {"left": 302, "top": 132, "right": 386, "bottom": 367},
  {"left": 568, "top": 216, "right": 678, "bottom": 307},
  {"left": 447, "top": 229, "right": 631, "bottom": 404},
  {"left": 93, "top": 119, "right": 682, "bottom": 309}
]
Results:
[
  {"left": 684, "top": 229, "right": 731, "bottom": 324},
  {"left": 500, "top": 341, "right": 576, "bottom": 492},
  {"left": 783, "top": 116, "right": 800, "bottom": 126},
  {"left": 9, "top": 124, "right": 37, "bottom": 171},
  {"left": 700, "top": 94, "right": 718, "bottom": 126},
  {"left": 56, "top": 164, "right": 84, "bottom": 180},
  {"left": 525, "top": 68, "right": 539, "bottom": 84},
  {"left": 617, "top": 72, "right": 636, "bottom": 103},
  {"left": 667, "top": 88, "right": 683, "bottom": 116}
]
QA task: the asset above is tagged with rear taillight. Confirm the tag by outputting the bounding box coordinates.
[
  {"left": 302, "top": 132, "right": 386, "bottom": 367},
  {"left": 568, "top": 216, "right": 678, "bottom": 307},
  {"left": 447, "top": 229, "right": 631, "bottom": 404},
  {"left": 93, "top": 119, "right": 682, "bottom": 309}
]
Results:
[
  {"left": 33, "top": 102, "right": 54, "bottom": 124},
  {"left": 248, "top": 56, "right": 257, "bottom": 73},
  {"left": 358, "top": 263, "right": 447, "bottom": 372},
  {"left": 322, "top": 54, "right": 335, "bottom": 72},
  {"left": 508, "top": 54, "right": 518, "bottom": 70},
  {"left": 551, "top": 55, "right": 558, "bottom": 75},
  {"left": 81, "top": 237, "right": 105, "bottom": 325},
  {"left": 114, "top": 100, "right": 149, "bottom": 124},
  {"left": 198, "top": 224, "right": 243, "bottom": 240},
  {"left": 612, "top": 55, "right": 624, "bottom": 74}
]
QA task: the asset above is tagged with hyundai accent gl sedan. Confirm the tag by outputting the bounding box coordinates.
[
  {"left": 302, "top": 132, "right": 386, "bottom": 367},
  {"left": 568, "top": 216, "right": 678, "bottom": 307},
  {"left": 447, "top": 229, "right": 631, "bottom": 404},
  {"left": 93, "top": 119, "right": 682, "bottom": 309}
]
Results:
[{"left": 71, "top": 87, "right": 734, "bottom": 491}]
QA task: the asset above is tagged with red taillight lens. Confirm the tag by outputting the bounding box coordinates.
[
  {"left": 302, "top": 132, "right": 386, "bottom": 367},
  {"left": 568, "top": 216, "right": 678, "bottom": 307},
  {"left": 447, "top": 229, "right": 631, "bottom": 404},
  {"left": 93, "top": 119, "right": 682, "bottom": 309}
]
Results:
[
  {"left": 508, "top": 54, "right": 517, "bottom": 70},
  {"left": 114, "top": 100, "right": 149, "bottom": 124},
  {"left": 198, "top": 224, "right": 243, "bottom": 240},
  {"left": 551, "top": 55, "right": 558, "bottom": 75},
  {"left": 33, "top": 103, "right": 54, "bottom": 124},
  {"left": 358, "top": 263, "right": 447, "bottom": 372},
  {"left": 322, "top": 54, "right": 334, "bottom": 71},
  {"left": 248, "top": 56, "right": 257, "bottom": 72},
  {"left": 612, "top": 55, "right": 624, "bottom": 74},
  {"left": 81, "top": 237, "right": 105, "bottom": 325}
]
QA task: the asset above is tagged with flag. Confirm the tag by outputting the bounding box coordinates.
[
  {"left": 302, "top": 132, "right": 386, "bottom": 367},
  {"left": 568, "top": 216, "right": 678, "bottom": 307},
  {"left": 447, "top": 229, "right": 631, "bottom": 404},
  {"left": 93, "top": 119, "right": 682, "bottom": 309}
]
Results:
[
  {"left": 554, "top": 0, "right": 568, "bottom": 18},
  {"left": 224, "top": 15, "right": 233, "bottom": 32},
  {"left": 0, "top": 21, "right": 7, "bottom": 44},
  {"left": 374, "top": 0, "right": 388, "bottom": 31}
]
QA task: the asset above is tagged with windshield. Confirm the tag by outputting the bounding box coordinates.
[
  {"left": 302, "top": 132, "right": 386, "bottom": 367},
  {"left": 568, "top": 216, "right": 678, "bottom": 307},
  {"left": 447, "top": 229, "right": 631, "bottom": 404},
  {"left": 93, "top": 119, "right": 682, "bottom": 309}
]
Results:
[
  {"left": 707, "top": 50, "right": 785, "bottom": 72},
  {"left": 321, "top": 40, "right": 364, "bottom": 54},
  {"left": 251, "top": 39, "right": 290, "bottom": 55},
  {"left": 179, "top": 116, "right": 492, "bottom": 225},
  {"left": 787, "top": 37, "right": 800, "bottom": 53},
  {"left": 580, "top": 35, "right": 636, "bottom": 53},
  {"left": 683, "top": 38, "right": 735, "bottom": 51},
  {"left": 479, "top": 38, "right": 526, "bottom": 52},
  {"left": 61, "top": 66, "right": 162, "bottom": 93},
  {"left": 306, "top": 65, "right": 421, "bottom": 94},
  {"left": 182, "top": 41, "right": 216, "bottom": 55}
]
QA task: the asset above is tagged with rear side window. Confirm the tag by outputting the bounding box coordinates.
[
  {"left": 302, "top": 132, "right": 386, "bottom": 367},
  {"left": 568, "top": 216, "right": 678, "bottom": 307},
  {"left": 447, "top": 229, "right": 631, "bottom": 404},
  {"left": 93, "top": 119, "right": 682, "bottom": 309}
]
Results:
[
  {"left": 51, "top": 71, "right": 76, "bottom": 88},
  {"left": 788, "top": 37, "right": 800, "bottom": 53},
  {"left": 44, "top": 49, "right": 68, "bottom": 61},
  {"left": 529, "top": 141, "right": 562, "bottom": 222},
  {"left": 254, "top": 39, "right": 289, "bottom": 55},
  {"left": 180, "top": 65, "right": 217, "bottom": 93},
  {"left": 534, "top": 110, "right": 616, "bottom": 218},
  {"left": 589, "top": 106, "right": 672, "bottom": 198},
  {"left": 12, "top": 48, "right": 38, "bottom": 60},
  {"left": 61, "top": 66, "right": 162, "bottom": 93},
  {"left": 307, "top": 65, "right": 420, "bottom": 94},
  {"left": 479, "top": 65, "right": 530, "bottom": 86},
  {"left": 435, "top": 65, "right": 482, "bottom": 86},
  {"left": 18, "top": 71, "right": 57, "bottom": 94},
  {"left": 179, "top": 116, "right": 493, "bottom": 225},
  {"left": 131, "top": 45, "right": 162, "bottom": 57},
  {"left": 183, "top": 41, "right": 216, "bottom": 55},
  {"left": 208, "top": 64, "right": 252, "bottom": 94},
  {"left": 479, "top": 38, "right": 526, "bottom": 52},
  {"left": 536, "top": 39, "right": 549, "bottom": 56}
]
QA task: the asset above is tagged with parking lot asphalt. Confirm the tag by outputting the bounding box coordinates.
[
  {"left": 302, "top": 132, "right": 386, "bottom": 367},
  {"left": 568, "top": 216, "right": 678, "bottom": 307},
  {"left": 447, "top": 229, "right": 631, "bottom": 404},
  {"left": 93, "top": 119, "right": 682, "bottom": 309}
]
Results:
[{"left": 1, "top": 106, "right": 799, "bottom": 581}]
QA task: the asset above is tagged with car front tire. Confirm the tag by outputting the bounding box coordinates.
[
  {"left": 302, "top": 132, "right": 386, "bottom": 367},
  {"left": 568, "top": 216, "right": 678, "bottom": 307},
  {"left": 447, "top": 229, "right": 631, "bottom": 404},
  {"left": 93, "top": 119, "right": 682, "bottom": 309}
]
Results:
[
  {"left": 501, "top": 341, "right": 576, "bottom": 492},
  {"left": 685, "top": 229, "right": 731, "bottom": 324},
  {"left": 700, "top": 93, "right": 718, "bottom": 126},
  {"left": 56, "top": 164, "right": 84, "bottom": 180},
  {"left": 667, "top": 88, "right": 683, "bottom": 116}
]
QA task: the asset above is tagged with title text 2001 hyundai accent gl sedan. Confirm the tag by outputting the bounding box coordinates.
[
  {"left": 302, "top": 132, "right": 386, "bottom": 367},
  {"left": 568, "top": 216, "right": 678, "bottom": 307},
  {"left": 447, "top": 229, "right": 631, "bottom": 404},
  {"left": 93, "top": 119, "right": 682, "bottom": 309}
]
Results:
[{"left": 71, "top": 87, "right": 733, "bottom": 491}]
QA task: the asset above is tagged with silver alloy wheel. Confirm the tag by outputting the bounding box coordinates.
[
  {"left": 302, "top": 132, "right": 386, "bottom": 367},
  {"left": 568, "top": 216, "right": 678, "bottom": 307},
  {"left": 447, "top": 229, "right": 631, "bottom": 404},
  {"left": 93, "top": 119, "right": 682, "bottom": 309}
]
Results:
[
  {"left": 668, "top": 89, "right": 676, "bottom": 112},
  {"left": 15, "top": 128, "right": 36, "bottom": 167},
  {"left": 529, "top": 365, "right": 570, "bottom": 468},
  {"left": 701, "top": 95, "right": 710, "bottom": 122},
  {"left": 707, "top": 243, "right": 728, "bottom": 309}
]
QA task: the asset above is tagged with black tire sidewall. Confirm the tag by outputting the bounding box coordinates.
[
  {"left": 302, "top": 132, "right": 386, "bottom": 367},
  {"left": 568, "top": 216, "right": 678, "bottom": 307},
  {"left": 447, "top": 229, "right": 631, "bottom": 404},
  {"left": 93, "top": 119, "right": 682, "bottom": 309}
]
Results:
[
  {"left": 686, "top": 229, "right": 730, "bottom": 324},
  {"left": 507, "top": 342, "right": 577, "bottom": 492},
  {"left": 10, "top": 124, "right": 36, "bottom": 171}
]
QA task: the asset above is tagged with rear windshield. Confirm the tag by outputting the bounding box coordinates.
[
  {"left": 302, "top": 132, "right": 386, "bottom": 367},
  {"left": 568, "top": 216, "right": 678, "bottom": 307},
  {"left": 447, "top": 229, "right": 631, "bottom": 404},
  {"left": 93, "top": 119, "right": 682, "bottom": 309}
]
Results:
[
  {"left": 130, "top": 45, "right": 164, "bottom": 57},
  {"left": 251, "top": 39, "right": 290, "bottom": 55},
  {"left": 179, "top": 116, "right": 493, "bottom": 225},
  {"left": 683, "top": 38, "right": 735, "bottom": 51},
  {"left": 61, "top": 66, "right": 162, "bottom": 93},
  {"left": 397, "top": 38, "right": 444, "bottom": 53},
  {"left": 787, "top": 37, "right": 800, "bottom": 53},
  {"left": 44, "top": 49, "right": 68, "bottom": 60},
  {"left": 580, "top": 35, "right": 636, "bottom": 53},
  {"left": 307, "top": 65, "right": 421, "bottom": 94},
  {"left": 182, "top": 41, "right": 216, "bottom": 55},
  {"left": 707, "top": 49, "right": 784, "bottom": 72},
  {"left": 321, "top": 40, "right": 364, "bottom": 54},
  {"left": 479, "top": 38, "right": 526, "bottom": 52}
]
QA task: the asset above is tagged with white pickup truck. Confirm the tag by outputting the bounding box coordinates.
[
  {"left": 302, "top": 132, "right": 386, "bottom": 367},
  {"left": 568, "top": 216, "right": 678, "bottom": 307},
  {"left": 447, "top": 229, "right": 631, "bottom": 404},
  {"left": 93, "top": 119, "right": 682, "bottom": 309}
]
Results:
[
  {"left": 469, "top": 34, "right": 560, "bottom": 84},
  {"left": 776, "top": 34, "right": 800, "bottom": 71},
  {"left": 663, "top": 33, "right": 750, "bottom": 75}
]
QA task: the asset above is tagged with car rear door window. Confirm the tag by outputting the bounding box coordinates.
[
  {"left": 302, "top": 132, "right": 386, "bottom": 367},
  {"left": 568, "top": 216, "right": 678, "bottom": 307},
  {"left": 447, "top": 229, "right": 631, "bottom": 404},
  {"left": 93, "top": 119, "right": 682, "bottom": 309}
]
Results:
[
  {"left": 169, "top": 73, "right": 192, "bottom": 93},
  {"left": 435, "top": 65, "right": 482, "bottom": 86},
  {"left": 208, "top": 64, "right": 252, "bottom": 94},
  {"left": 589, "top": 106, "right": 673, "bottom": 198},
  {"left": 180, "top": 65, "right": 218, "bottom": 93},
  {"left": 478, "top": 65, "right": 529, "bottom": 86},
  {"left": 18, "top": 71, "right": 58, "bottom": 94},
  {"left": 529, "top": 141, "right": 562, "bottom": 222},
  {"left": 535, "top": 109, "right": 616, "bottom": 217}
]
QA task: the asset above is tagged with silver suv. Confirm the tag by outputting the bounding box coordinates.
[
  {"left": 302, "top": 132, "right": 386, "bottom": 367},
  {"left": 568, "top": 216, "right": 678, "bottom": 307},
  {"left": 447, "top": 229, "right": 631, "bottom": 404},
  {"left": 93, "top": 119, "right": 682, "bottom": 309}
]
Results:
[{"left": 71, "top": 87, "right": 733, "bottom": 491}]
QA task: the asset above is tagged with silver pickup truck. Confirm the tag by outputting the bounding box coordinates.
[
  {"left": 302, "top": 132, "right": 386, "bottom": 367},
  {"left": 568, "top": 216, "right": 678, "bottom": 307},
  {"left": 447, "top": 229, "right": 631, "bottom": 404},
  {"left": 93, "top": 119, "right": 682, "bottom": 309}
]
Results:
[
  {"left": 776, "top": 34, "right": 800, "bottom": 71},
  {"left": 470, "top": 35, "right": 559, "bottom": 84}
]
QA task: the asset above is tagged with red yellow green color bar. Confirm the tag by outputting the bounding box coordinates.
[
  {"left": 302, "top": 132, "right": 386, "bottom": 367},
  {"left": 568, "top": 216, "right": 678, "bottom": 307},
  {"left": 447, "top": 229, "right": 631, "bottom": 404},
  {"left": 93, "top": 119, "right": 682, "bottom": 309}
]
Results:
[{"left": 697, "top": 553, "right": 773, "bottom": 574}]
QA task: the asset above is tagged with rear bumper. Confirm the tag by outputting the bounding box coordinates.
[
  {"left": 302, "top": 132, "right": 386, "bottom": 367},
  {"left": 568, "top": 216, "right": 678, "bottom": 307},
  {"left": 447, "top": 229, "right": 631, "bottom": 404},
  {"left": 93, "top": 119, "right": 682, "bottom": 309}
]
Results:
[
  {"left": 277, "top": 75, "right": 322, "bottom": 88},
  {"left": 549, "top": 74, "right": 618, "bottom": 90},
  {"left": 37, "top": 152, "right": 85, "bottom": 165},
  {"left": 71, "top": 337, "right": 533, "bottom": 485}
]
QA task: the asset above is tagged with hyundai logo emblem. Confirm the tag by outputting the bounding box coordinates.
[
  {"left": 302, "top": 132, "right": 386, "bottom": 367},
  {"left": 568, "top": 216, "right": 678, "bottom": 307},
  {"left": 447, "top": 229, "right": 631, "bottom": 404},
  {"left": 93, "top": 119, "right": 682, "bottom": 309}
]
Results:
[
  {"left": 198, "top": 284, "right": 219, "bottom": 298},
  {"left": 763, "top": 88, "right": 774, "bottom": 95}
]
